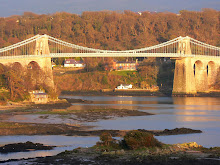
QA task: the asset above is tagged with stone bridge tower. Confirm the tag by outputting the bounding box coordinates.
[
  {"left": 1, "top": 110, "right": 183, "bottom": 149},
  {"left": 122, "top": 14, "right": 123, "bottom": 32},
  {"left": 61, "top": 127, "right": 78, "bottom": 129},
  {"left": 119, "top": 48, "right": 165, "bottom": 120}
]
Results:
[
  {"left": 34, "top": 35, "right": 54, "bottom": 89},
  {"left": 173, "top": 37, "right": 197, "bottom": 94},
  {"left": 35, "top": 35, "right": 50, "bottom": 55}
]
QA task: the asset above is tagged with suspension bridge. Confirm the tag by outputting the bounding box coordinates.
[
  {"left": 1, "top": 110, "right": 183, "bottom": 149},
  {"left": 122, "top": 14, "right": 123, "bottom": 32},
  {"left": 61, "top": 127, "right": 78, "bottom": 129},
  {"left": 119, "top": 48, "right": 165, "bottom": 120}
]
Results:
[{"left": 0, "top": 34, "right": 219, "bottom": 94}]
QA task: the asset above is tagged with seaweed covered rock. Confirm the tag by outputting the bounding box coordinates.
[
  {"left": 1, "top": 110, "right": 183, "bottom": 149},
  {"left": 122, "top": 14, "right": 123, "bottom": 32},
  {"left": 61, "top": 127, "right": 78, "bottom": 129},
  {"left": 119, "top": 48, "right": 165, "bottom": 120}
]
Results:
[
  {"left": 0, "top": 141, "right": 54, "bottom": 153},
  {"left": 158, "top": 128, "right": 202, "bottom": 135}
]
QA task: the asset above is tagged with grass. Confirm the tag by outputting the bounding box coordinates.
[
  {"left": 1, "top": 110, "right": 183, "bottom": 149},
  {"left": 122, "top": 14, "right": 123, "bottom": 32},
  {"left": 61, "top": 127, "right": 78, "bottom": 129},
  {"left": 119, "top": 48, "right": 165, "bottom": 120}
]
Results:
[
  {"left": 0, "top": 122, "right": 27, "bottom": 129},
  {"left": 110, "top": 71, "right": 137, "bottom": 77},
  {"left": 92, "top": 145, "right": 122, "bottom": 151}
]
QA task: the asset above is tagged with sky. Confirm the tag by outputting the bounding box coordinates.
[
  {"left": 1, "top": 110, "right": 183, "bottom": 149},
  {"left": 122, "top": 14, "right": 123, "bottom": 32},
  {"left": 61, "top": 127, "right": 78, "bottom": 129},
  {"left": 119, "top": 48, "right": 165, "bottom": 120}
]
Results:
[{"left": 0, "top": 0, "right": 219, "bottom": 17}]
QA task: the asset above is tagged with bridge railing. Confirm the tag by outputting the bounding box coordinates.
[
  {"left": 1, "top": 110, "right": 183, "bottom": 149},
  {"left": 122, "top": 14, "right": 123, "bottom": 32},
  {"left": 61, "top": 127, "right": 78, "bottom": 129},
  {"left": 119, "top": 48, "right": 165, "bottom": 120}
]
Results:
[
  {"left": 0, "top": 34, "right": 219, "bottom": 58},
  {"left": 0, "top": 35, "right": 45, "bottom": 58},
  {"left": 189, "top": 37, "right": 220, "bottom": 57}
]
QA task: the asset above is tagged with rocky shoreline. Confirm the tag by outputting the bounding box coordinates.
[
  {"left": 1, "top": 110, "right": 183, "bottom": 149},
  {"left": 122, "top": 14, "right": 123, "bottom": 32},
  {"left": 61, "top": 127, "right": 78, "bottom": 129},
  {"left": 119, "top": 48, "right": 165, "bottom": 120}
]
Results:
[
  {"left": 1, "top": 139, "right": 219, "bottom": 165},
  {"left": 29, "top": 145, "right": 220, "bottom": 165}
]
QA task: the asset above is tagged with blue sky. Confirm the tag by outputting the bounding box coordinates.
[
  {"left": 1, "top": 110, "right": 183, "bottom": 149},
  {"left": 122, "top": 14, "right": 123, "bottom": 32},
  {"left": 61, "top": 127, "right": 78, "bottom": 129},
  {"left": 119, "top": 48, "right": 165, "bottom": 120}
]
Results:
[{"left": 0, "top": 0, "right": 219, "bottom": 17}]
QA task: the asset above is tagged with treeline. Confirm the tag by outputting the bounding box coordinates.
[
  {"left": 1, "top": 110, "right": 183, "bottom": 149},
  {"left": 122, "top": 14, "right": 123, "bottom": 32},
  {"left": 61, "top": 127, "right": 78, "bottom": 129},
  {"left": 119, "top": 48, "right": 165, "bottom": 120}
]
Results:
[{"left": 0, "top": 9, "right": 219, "bottom": 50}]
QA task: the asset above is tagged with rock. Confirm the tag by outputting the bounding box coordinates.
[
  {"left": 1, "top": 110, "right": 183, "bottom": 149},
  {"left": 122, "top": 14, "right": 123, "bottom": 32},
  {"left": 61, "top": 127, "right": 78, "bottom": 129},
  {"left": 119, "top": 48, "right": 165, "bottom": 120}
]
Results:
[
  {"left": 109, "top": 151, "right": 116, "bottom": 155},
  {"left": 116, "top": 149, "right": 125, "bottom": 155},
  {"left": 179, "top": 142, "right": 202, "bottom": 149},
  {"left": 0, "top": 141, "right": 54, "bottom": 153},
  {"left": 158, "top": 128, "right": 202, "bottom": 136}
]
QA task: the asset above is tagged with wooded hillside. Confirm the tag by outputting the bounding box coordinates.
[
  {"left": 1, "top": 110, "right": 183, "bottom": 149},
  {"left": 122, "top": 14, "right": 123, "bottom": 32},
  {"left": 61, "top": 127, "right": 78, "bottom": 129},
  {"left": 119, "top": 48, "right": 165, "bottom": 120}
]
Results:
[{"left": 0, "top": 9, "right": 219, "bottom": 50}]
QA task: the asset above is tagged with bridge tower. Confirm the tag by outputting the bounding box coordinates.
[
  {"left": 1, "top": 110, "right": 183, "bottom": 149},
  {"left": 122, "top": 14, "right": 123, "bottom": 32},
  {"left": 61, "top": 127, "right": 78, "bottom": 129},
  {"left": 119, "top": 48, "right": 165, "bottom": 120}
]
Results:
[
  {"left": 173, "top": 37, "right": 197, "bottom": 94},
  {"left": 34, "top": 35, "right": 54, "bottom": 89},
  {"left": 35, "top": 34, "right": 50, "bottom": 55}
]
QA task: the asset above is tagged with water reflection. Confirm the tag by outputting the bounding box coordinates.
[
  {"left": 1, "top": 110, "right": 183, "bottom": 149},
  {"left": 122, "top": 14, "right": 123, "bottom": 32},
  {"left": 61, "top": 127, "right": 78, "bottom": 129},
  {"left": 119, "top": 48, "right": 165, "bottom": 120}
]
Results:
[
  {"left": 172, "top": 97, "right": 220, "bottom": 122},
  {"left": 173, "top": 97, "right": 220, "bottom": 110}
]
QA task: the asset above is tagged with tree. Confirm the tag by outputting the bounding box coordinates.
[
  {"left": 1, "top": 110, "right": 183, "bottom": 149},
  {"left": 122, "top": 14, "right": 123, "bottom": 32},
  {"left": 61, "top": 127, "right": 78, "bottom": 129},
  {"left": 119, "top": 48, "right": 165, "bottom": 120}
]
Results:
[
  {"left": 100, "top": 132, "right": 113, "bottom": 146},
  {"left": 138, "top": 58, "right": 159, "bottom": 86},
  {"left": 5, "top": 67, "right": 27, "bottom": 101}
]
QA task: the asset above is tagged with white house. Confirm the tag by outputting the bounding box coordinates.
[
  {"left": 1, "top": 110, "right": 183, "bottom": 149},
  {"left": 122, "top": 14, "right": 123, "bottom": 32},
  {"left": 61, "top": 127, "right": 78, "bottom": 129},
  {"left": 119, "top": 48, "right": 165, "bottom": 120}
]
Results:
[
  {"left": 116, "top": 84, "right": 133, "bottom": 89},
  {"left": 29, "top": 90, "right": 48, "bottom": 104},
  {"left": 64, "top": 59, "right": 85, "bottom": 68}
]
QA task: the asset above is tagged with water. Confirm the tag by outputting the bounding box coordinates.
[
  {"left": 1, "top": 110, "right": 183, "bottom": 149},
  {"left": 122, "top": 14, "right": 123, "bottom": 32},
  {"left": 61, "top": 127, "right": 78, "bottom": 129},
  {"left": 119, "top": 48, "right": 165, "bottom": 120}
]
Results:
[
  {"left": 60, "top": 95, "right": 220, "bottom": 147},
  {"left": 1, "top": 95, "right": 220, "bottom": 161},
  {"left": 0, "top": 135, "right": 99, "bottom": 161}
]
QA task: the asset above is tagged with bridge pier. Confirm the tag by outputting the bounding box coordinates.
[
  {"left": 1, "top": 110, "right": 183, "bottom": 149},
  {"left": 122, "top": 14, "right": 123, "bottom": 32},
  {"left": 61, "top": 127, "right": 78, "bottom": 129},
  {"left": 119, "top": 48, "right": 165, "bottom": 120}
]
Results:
[
  {"left": 172, "top": 57, "right": 220, "bottom": 95},
  {"left": 172, "top": 36, "right": 220, "bottom": 95},
  {"left": 173, "top": 57, "right": 197, "bottom": 94}
]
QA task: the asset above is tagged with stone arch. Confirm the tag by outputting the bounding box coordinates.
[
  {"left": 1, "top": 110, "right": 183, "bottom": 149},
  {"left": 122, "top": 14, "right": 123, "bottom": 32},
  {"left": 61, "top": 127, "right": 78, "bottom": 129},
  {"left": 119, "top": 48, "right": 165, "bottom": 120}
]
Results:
[
  {"left": 11, "top": 62, "right": 23, "bottom": 71},
  {"left": 194, "top": 60, "right": 207, "bottom": 92},
  {"left": 207, "top": 61, "right": 216, "bottom": 86},
  {"left": 0, "top": 63, "right": 5, "bottom": 74},
  {"left": 26, "top": 61, "right": 43, "bottom": 90},
  {"left": 27, "top": 61, "right": 41, "bottom": 70},
  {"left": 0, "top": 63, "right": 6, "bottom": 88},
  {"left": 0, "top": 63, "right": 6, "bottom": 87},
  {"left": 194, "top": 60, "right": 203, "bottom": 73}
]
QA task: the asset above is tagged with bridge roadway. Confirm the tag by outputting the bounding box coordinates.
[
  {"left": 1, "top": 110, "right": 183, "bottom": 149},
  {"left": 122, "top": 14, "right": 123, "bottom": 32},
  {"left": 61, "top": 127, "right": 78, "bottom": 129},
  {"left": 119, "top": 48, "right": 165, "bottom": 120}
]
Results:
[{"left": 0, "top": 53, "right": 219, "bottom": 59}]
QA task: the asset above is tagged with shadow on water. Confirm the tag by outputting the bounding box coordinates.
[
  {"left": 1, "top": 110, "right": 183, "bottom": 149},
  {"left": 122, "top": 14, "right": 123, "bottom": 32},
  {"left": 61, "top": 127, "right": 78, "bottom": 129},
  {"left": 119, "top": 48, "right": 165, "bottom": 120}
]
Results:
[{"left": 157, "top": 59, "right": 175, "bottom": 96}]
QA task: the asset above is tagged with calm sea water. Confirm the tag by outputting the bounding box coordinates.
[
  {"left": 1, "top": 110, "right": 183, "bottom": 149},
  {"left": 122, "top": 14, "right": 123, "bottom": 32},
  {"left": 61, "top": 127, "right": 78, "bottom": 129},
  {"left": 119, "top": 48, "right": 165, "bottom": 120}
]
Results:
[
  {"left": 0, "top": 136, "right": 99, "bottom": 161},
  {"left": 61, "top": 95, "right": 220, "bottom": 147},
  {"left": 1, "top": 96, "right": 220, "bottom": 161}
]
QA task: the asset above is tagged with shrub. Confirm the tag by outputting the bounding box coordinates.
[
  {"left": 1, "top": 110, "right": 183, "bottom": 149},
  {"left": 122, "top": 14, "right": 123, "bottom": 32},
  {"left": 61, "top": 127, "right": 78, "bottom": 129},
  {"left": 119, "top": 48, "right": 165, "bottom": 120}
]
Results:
[
  {"left": 121, "top": 130, "right": 162, "bottom": 150},
  {"left": 99, "top": 132, "right": 113, "bottom": 146}
]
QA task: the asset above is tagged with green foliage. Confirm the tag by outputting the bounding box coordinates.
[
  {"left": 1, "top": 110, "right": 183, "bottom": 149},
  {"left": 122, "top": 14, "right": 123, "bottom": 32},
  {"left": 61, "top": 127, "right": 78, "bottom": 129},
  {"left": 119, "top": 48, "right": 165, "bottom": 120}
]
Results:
[
  {"left": 111, "top": 71, "right": 137, "bottom": 77},
  {"left": 96, "top": 132, "right": 121, "bottom": 150},
  {"left": 101, "top": 75, "right": 108, "bottom": 85},
  {"left": 53, "top": 57, "right": 65, "bottom": 66},
  {"left": 121, "top": 130, "right": 162, "bottom": 150},
  {"left": 0, "top": 74, "right": 6, "bottom": 87},
  {"left": 99, "top": 132, "right": 113, "bottom": 146},
  {"left": 157, "top": 60, "right": 175, "bottom": 92},
  {"left": 45, "top": 87, "right": 58, "bottom": 100},
  {"left": 138, "top": 58, "right": 159, "bottom": 86},
  {"left": 0, "top": 92, "right": 8, "bottom": 104}
]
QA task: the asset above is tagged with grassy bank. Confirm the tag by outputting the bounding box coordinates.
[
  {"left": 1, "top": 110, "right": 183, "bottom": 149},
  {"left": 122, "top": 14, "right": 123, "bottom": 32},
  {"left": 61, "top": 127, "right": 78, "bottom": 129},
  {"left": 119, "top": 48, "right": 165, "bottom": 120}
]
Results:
[{"left": 54, "top": 69, "right": 145, "bottom": 92}]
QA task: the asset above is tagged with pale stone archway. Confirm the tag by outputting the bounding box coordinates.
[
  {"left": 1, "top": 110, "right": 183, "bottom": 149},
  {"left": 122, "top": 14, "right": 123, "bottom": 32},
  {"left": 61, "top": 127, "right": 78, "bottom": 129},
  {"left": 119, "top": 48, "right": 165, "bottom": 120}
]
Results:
[
  {"left": 207, "top": 61, "right": 216, "bottom": 87},
  {"left": 27, "top": 61, "right": 41, "bottom": 70},
  {"left": 194, "top": 60, "right": 207, "bottom": 92}
]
